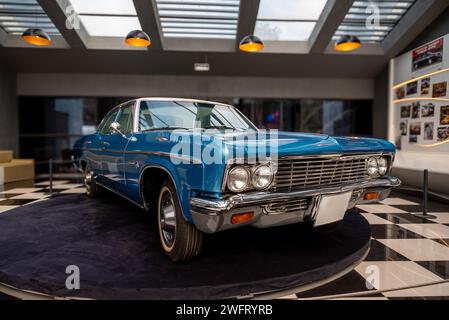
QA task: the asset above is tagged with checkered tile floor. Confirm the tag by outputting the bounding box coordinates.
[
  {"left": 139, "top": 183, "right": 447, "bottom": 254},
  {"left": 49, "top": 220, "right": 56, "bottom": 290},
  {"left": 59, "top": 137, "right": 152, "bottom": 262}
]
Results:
[
  {"left": 280, "top": 192, "right": 449, "bottom": 300},
  {"left": 1, "top": 178, "right": 449, "bottom": 300}
]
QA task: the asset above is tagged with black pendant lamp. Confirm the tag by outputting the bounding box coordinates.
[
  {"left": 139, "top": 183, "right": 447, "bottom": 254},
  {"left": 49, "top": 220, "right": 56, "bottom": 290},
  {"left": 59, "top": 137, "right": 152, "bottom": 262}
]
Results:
[
  {"left": 335, "top": 35, "right": 361, "bottom": 52},
  {"left": 125, "top": 30, "right": 151, "bottom": 47},
  {"left": 239, "top": 35, "right": 264, "bottom": 52},
  {"left": 21, "top": 28, "right": 52, "bottom": 46}
]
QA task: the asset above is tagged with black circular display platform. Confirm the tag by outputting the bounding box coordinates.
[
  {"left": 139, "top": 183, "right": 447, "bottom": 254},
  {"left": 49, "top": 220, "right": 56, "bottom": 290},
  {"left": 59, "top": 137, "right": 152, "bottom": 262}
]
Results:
[{"left": 0, "top": 193, "right": 371, "bottom": 300}]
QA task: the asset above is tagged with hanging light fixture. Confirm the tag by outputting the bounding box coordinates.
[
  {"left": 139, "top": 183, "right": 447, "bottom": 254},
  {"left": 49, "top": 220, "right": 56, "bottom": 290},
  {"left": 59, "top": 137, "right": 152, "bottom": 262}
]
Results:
[
  {"left": 21, "top": 28, "right": 52, "bottom": 46},
  {"left": 125, "top": 30, "right": 151, "bottom": 47},
  {"left": 239, "top": 35, "right": 264, "bottom": 52},
  {"left": 335, "top": 35, "right": 361, "bottom": 52}
]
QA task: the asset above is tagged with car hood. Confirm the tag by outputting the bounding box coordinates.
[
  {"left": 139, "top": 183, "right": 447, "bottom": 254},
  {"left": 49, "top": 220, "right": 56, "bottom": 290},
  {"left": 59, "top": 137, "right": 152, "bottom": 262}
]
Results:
[{"left": 212, "top": 131, "right": 395, "bottom": 159}]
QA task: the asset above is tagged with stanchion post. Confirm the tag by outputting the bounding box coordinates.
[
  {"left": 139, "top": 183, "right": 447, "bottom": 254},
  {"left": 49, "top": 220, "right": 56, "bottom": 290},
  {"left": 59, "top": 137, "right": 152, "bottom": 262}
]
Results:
[
  {"left": 49, "top": 158, "right": 53, "bottom": 196},
  {"left": 423, "top": 169, "right": 428, "bottom": 216}
]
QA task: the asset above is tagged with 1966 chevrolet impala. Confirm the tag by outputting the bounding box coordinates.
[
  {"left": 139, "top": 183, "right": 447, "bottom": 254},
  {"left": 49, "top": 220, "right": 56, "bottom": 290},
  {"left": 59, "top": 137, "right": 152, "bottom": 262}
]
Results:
[{"left": 73, "top": 98, "right": 400, "bottom": 261}]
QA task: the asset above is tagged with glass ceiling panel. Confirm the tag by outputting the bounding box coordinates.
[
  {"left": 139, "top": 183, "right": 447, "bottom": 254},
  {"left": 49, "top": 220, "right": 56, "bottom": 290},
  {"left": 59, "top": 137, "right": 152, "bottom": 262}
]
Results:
[
  {"left": 156, "top": 0, "right": 240, "bottom": 40},
  {"left": 255, "top": 21, "right": 316, "bottom": 41},
  {"left": 67, "top": 0, "right": 140, "bottom": 37},
  {"left": 254, "top": 0, "right": 328, "bottom": 42},
  {"left": 69, "top": 0, "right": 137, "bottom": 15},
  {"left": 79, "top": 16, "right": 141, "bottom": 37},
  {"left": 0, "top": 0, "right": 60, "bottom": 35},
  {"left": 333, "top": 0, "right": 417, "bottom": 43},
  {"left": 257, "top": 0, "right": 328, "bottom": 20}
]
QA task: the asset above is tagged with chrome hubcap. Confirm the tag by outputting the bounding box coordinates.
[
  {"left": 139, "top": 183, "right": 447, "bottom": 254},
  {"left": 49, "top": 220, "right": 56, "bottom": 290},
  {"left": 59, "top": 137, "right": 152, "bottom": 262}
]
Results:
[{"left": 160, "top": 190, "right": 176, "bottom": 247}]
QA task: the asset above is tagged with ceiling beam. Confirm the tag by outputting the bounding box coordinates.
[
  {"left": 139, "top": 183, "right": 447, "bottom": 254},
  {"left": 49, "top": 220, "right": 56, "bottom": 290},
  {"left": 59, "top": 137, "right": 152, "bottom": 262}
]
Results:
[
  {"left": 308, "top": 0, "right": 354, "bottom": 54},
  {"left": 37, "top": 0, "right": 88, "bottom": 48},
  {"left": 382, "top": 0, "right": 449, "bottom": 59},
  {"left": 235, "top": 0, "right": 260, "bottom": 50},
  {"left": 133, "top": 0, "right": 163, "bottom": 50}
]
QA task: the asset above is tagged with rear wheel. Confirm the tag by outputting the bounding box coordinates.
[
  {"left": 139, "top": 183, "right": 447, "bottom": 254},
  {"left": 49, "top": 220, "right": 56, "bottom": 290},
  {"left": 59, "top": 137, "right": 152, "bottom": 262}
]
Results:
[
  {"left": 84, "top": 165, "right": 102, "bottom": 198},
  {"left": 157, "top": 179, "right": 204, "bottom": 262}
]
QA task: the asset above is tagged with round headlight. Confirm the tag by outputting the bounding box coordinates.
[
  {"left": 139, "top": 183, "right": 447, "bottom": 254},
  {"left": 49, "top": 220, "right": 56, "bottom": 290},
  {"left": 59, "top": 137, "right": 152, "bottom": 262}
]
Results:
[
  {"left": 252, "top": 165, "right": 274, "bottom": 190},
  {"left": 377, "top": 157, "right": 388, "bottom": 176},
  {"left": 367, "top": 158, "right": 379, "bottom": 177},
  {"left": 227, "top": 166, "right": 250, "bottom": 192}
]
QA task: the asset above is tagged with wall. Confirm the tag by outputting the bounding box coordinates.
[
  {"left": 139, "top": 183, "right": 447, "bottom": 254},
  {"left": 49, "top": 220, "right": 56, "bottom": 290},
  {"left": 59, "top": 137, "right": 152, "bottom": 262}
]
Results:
[
  {"left": 0, "top": 63, "right": 18, "bottom": 156},
  {"left": 17, "top": 73, "right": 374, "bottom": 100}
]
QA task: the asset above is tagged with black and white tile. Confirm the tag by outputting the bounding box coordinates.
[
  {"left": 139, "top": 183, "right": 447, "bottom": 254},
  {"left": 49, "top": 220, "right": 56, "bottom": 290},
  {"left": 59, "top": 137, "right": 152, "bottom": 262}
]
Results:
[{"left": 1, "top": 180, "right": 449, "bottom": 300}]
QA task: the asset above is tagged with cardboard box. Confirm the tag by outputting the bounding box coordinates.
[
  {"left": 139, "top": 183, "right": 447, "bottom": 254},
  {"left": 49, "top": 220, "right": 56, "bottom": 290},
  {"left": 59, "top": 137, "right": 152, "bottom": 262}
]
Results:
[
  {"left": 0, "top": 159, "right": 35, "bottom": 184},
  {"left": 0, "top": 150, "right": 13, "bottom": 163}
]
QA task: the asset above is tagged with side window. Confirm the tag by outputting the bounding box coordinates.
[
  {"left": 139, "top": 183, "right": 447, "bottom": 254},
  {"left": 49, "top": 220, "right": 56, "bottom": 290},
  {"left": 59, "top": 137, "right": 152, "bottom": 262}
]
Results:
[
  {"left": 116, "top": 104, "right": 134, "bottom": 135},
  {"left": 99, "top": 109, "right": 119, "bottom": 135}
]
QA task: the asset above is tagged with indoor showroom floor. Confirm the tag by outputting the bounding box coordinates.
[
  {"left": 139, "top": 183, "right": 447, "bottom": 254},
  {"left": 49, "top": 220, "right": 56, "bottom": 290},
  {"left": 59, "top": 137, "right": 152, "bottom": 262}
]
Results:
[{"left": 0, "top": 179, "right": 449, "bottom": 300}]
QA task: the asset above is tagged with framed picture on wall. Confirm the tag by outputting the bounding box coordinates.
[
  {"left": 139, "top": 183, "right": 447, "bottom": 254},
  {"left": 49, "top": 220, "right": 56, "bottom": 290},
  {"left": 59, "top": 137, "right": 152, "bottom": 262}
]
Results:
[
  {"left": 401, "top": 105, "right": 411, "bottom": 118},
  {"left": 409, "top": 135, "right": 418, "bottom": 143},
  {"left": 412, "top": 37, "right": 444, "bottom": 72},
  {"left": 433, "top": 81, "right": 447, "bottom": 97},
  {"left": 437, "top": 127, "right": 449, "bottom": 141},
  {"left": 421, "top": 78, "right": 431, "bottom": 95},
  {"left": 424, "top": 122, "right": 434, "bottom": 140},
  {"left": 441, "top": 106, "right": 449, "bottom": 125},
  {"left": 409, "top": 122, "right": 421, "bottom": 135},
  {"left": 406, "top": 81, "right": 418, "bottom": 95},
  {"left": 412, "top": 102, "right": 420, "bottom": 118},
  {"left": 421, "top": 103, "right": 435, "bottom": 117},
  {"left": 395, "top": 87, "right": 405, "bottom": 100},
  {"left": 400, "top": 120, "right": 408, "bottom": 136}
]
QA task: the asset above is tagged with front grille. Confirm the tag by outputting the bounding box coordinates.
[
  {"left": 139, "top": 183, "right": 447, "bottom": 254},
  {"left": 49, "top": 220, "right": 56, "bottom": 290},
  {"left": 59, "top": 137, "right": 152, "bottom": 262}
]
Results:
[
  {"left": 274, "top": 156, "right": 370, "bottom": 191},
  {"left": 263, "top": 198, "right": 311, "bottom": 214}
]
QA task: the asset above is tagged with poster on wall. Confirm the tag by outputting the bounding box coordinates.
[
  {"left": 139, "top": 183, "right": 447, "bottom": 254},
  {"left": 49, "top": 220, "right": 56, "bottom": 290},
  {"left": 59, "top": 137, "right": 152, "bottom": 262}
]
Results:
[
  {"left": 412, "top": 37, "right": 444, "bottom": 72},
  {"left": 441, "top": 106, "right": 449, "bottom": 125},
  {"left": 421, "top": 78, "right": 431, "bottom": 95},
  {"left": 410, "top": 122, "right": 421, "bottom": 135},
  {"left": 406, "top": 81, "right": 418, "bottom": 95},
  {"left": 437, "top": 127, "right": 449, "bottom": 141},
  {"left": 412, "top": 102, "right": 420, "bottom": 118},
  {"left": 395, "top": 87, "right": 405, "bottom": 100},
  {"left": 433, "top": 81, "right": 447, "bottom": 97},
  {"left": 421, "top": 103, "right": 435, "bottom": 117},
  {"left": 400, "top": 120, "right": 408, "bottom": 136},
  {"left": 424, "top": 122, "right": 434, "bottom": 140},
  {"left": 401, "top": 105, "right": 411, "bottom": 118}
]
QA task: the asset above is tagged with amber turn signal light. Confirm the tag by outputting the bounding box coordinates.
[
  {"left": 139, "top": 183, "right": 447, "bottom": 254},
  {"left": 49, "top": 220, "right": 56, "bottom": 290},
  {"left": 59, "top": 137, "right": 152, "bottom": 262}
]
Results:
[
  {"left": 231, "top": 212, "right": 254, "bottom": 225},
  {"left": 363, "top": 192, "right": 380, "bottom": 201}
]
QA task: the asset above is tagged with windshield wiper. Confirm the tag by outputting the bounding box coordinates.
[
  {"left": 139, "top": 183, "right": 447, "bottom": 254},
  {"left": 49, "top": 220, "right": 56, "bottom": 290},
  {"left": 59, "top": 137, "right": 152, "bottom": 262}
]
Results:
[
  {"left": 203, "top": 125, "right": 238, "bottom": 130},
  {"left": 142, "top": 126, "right": 190, "bottom": 132}
]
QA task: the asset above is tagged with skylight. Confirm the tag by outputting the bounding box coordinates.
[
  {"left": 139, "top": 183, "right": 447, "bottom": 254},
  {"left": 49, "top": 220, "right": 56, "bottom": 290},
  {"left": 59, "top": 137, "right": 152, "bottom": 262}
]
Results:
[
  {"left": 333, "top": 0, "right": 417, "bottom": 43},
  {"left": 156, "top": 0, "right": 240, "bottom": 40},
  {"left": 254, "top": 0, "right": 328, "bottom": 41},
  {"left": 68, "top": 0, "right": 141, "bottom": 37},
  {"left": 0, "top": 0, "right": 60, "bottom": 35}
]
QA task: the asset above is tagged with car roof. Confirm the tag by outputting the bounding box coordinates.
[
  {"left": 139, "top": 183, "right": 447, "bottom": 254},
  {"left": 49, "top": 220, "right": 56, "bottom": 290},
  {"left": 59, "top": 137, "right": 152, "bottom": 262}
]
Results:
[{"left": 127, "top": 97, "right": 234, "bottom": 108}]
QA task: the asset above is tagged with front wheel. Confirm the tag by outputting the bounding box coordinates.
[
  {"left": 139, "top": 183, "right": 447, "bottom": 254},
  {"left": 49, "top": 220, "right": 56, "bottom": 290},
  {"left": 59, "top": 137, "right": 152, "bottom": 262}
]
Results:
[{"left": 157, "top": 179, "right": 204, "bottom": 262}]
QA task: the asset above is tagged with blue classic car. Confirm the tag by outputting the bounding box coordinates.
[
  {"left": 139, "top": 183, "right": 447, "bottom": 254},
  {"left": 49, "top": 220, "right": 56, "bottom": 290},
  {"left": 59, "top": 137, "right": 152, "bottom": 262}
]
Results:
[{"left": 73, "top": 98, "right": 400, "bottom": 261}]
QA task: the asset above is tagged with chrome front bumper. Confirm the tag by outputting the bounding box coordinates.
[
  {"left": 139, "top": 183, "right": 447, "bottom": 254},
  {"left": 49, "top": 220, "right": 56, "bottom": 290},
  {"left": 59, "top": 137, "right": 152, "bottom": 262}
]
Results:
[{"left": 190, "top": 176, "right": 401, "bottom": 233}]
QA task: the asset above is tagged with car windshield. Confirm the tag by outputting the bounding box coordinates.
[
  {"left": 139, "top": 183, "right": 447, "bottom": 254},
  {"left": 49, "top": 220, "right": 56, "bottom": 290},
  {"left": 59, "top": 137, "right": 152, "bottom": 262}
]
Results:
[{"left": 138, "top": 100, "right": 257, "bottom": 132}]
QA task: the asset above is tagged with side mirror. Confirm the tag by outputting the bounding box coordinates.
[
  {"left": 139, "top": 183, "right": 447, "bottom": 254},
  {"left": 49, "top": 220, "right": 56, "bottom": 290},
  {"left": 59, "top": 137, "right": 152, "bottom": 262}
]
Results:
[{"left": 109, "top": 122, "right": 122, "bottom": 135}]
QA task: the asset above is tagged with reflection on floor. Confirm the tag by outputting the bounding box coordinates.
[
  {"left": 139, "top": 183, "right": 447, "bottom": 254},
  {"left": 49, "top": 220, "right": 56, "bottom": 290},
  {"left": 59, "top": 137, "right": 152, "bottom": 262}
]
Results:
[{"left": 0, "top": 179, "right": 448, "bottom": 300}]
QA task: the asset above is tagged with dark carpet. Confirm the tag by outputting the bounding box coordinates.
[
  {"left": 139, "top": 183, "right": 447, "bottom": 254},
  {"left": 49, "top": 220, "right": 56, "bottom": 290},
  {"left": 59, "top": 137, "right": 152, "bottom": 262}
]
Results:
[{"left": 0, "top": 194, "right": 371, "bottom": 299}]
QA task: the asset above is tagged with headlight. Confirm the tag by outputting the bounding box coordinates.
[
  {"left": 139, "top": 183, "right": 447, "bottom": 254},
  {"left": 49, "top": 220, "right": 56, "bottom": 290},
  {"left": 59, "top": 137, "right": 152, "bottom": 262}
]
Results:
[
  {"left": 252, "top": 165, "right": 274, "bottom": 190},
  {"left": 367, "top": 158, "right": 379, "bottom": 177},
  {"left": 227, "top": 166, "right": 250, "bottom": 192},
  {"left": 377, "top": 157, "right": 388, "bottom": 175}
]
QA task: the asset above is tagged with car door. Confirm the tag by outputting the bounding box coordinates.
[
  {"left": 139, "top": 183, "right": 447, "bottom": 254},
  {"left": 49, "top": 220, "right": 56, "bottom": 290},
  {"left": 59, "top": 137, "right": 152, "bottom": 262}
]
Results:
[{"left": 99, "top": 102, "right": 135, "bottom": 192}]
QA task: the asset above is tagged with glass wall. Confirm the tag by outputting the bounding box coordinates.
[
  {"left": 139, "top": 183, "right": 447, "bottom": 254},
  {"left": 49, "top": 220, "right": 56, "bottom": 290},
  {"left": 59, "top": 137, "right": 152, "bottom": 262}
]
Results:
[
  {"left": 235, "top": 98, "right": 372, "bottom": 136},
  {"left": 19, "top": 97, "right": 372, "bottom": 173}
]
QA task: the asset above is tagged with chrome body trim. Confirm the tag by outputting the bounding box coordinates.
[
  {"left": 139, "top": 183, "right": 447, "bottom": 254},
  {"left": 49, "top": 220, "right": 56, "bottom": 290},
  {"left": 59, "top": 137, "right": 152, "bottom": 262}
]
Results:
[
  {"left": 193, "top": 176, "right": 400, "bottom": 214},
  {"left": 96, "top": 181, "right": 145, "bottom": 209},
  {"left": 190, "top": 176, "right": 400, "bottom": 233}
]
